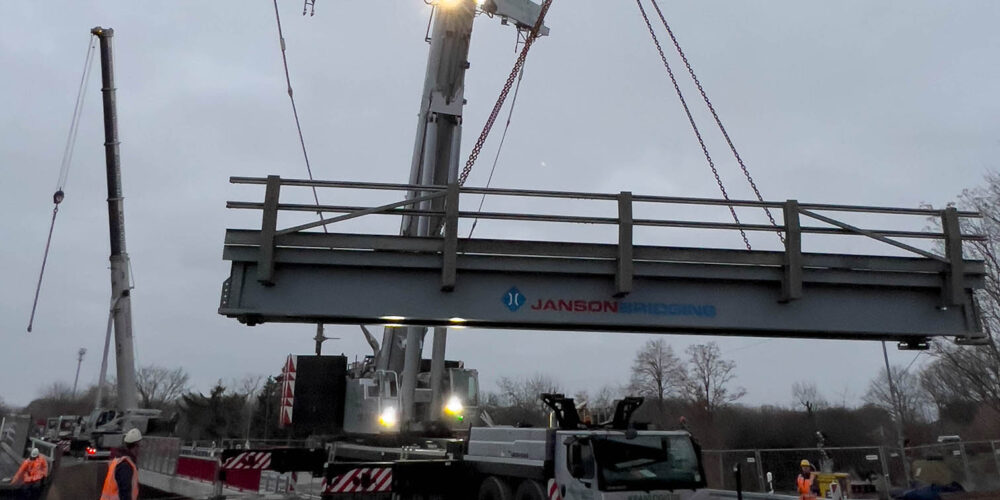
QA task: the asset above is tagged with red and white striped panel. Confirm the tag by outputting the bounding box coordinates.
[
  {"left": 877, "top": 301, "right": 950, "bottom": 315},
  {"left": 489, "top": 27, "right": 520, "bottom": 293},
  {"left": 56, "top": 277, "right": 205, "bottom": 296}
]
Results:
[
  {"left": 547, "top": 478, "right": 561, "bottom": 500},
  {"left": 323, "top": 467, "right": 392, "bottom": 493},
  {"left": 57, "top": 440, "right": 71, "bottom": 453},
  {"left": 222, "top": 451, "right": 272, "bottom": 470}
]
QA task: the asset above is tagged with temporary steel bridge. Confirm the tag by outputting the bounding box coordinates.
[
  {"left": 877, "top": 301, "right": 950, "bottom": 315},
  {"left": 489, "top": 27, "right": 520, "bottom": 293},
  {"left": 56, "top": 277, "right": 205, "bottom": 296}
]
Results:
[{"left": 219, "top": 176, "right": 985, "bottom": 345}]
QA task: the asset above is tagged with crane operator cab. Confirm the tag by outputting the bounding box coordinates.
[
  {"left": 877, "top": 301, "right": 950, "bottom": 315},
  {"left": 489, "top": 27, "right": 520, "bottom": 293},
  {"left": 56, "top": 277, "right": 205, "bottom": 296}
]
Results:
[
  {"left": 558, "top": 431, "right": 705, "bottom": 499},
  {"left": 546, "top": 394, "right": 707, "bottom": 500}
]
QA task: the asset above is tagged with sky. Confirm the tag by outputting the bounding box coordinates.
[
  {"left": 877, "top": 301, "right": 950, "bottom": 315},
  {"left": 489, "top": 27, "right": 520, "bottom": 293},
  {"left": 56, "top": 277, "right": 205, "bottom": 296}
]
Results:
[{"left": 1, "top": 1, "right": 999, "bottom": 410}]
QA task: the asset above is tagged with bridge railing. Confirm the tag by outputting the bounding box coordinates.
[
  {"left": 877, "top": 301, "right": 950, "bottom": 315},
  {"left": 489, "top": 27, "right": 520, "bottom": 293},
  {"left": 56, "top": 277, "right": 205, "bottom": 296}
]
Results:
[{"left": 227, "top": 176, "right": 985, "bottom": 313}]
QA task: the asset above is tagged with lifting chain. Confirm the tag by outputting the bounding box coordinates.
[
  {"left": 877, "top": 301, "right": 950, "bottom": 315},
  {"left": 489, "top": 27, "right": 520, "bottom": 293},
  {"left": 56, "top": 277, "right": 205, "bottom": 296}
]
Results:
[
  {"left": 647, "top": 0, "right": 784, "bottom": 243},
  {"left": 635, "top": 0, "right": 752, "bottom": 250},
  {"left": 458, "top": 0, "right": 554, "bottom": 187}
]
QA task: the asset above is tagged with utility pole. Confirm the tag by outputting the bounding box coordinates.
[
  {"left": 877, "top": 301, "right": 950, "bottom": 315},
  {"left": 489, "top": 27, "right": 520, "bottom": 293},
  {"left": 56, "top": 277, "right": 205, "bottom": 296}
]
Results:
[
  {"left": 72, "top": 348, "right": 87, "bottom": 397},
  {"left": 92, "top": 26, "right": 138, "bottom": 411},
  {"left": 881, "top": 341, "right": 912, "bottom": 485}
]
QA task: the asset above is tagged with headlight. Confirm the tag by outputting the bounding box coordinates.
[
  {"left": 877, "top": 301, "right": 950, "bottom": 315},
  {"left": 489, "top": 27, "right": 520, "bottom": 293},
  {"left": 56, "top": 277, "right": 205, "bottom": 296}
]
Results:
[
  {"left": 378, "top": 407, "right": 398, "bottom": 427},
  {"left": 444, "top": 396, "right": 464, "bottom": 416}
]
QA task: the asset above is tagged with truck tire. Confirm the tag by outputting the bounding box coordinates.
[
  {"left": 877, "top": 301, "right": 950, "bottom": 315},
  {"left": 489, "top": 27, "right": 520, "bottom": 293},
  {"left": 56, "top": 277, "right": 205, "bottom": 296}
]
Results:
[
  {"left": 478, "top": 476, "right": 513, "bottom": 500},
  {"left": 515, "top": 479, "right": 546, "bottom": 500}
]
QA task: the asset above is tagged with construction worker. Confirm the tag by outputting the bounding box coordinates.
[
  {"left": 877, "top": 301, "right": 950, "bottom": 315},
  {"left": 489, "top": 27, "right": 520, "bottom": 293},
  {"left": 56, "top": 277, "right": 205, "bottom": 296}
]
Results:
[
  {"left": 11, "top": 448, "right": 48, "bottom": 500},
  {"left": 797, "top": 459, "right": 819, "bottom": 500},
  {"left": 100, "top": 428, "right": 142, "bottom": 500}
]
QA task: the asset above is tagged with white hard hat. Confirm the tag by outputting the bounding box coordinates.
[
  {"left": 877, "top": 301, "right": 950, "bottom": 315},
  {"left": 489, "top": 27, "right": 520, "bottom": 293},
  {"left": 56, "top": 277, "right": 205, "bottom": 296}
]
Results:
[
  {"left": 29, "top": 448, "right": 39, "bottom": 458},
  {"left": 123, "top": 428, "right": 142, "bottom": 444}
]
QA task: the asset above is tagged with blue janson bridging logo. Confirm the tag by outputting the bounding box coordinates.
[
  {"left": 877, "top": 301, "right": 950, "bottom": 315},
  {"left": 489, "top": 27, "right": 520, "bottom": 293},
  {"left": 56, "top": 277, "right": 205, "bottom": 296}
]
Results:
[
  {"left": 503, "top": 287, "right": 526, "bottom": 312},
  {"left": 501, "top": 286, "right": 716, "bottom": 318}
]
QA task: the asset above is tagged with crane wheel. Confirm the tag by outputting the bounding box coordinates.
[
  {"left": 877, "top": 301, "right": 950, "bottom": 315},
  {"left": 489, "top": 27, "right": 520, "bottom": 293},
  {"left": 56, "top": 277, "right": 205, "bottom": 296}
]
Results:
[
  {"left": 514, "top": 479, "right": 546, "bottom": 500},
  {"left": 478, "top": 476, "right": 513, "bottom": 500}
]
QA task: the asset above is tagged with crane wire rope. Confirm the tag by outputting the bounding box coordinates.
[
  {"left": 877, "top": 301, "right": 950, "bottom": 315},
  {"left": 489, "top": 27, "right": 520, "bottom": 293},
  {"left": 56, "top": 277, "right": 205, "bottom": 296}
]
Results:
[
  {"left": 271, "top": 0, "right": 326, "bottom": 233},
  {"left": 635, "top": 0, "right": 752, "bottom": 250},
  {"left": 647, "top": 0, "right": 783, "bottom": 243},
  {"left": 467, "top": 60, "right": 527, "bottom": 239},
  {"left": 27, "top": 34, "right": 98, "bottom": 332},
  {"left": 458, "top": 0, "right": 553, "bottom": 186}
]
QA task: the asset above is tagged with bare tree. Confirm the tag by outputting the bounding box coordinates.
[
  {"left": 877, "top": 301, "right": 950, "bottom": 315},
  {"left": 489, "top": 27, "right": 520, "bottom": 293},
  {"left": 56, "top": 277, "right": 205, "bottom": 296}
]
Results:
[
  {"left": 136, "top": 365, "right": 190, "bottom": 409},
  {"left": 574, "top": 385, "right": 622, "bottom": 424},
  {"left": 680, "top": 342, "right": 746, "bottom": 416},
  {"left": 42, "top": 382, "right": 76, "bottom": 401},
  {"left": 864, "top": 365, "right": 930, "bottom": 427},
  {"left": 232, "top": 375, "right": 265, "bottom": 399},
  {"left": 921, "top": 171, "right": 1000, "bottom": 413},
  {"left": 495, "top": 373, "right": 561, "bottom": 424},
  {"left": 792, "top": 381, "right": 827, "bottom": 415},
  {"left": 628, "top": 339, "right": 684, "bottom": 411}
]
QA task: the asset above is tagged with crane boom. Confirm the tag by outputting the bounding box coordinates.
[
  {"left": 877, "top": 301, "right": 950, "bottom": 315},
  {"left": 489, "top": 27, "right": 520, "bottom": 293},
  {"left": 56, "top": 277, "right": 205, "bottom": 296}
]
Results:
[{"left": 92, "top": 26, "right": 138, "bottom": 411}]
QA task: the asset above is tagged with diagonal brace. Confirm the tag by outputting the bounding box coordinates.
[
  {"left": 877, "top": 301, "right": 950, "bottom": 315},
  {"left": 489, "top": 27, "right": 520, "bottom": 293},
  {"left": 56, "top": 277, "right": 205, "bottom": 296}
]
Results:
[
  {"left": 275, "top": 192, "right": 445, "bottom": 236},
  {"left": 798, "top": 208, "right": 948, "bottom": 263}
]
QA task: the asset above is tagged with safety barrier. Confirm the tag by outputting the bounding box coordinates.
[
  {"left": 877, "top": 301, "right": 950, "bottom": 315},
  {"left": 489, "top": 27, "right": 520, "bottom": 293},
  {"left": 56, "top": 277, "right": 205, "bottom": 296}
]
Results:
[
  {"left": 175, "top": 455, "right": 217, "bottom": 483},
  {"left": 141, "top": 448, "right": 266, "bottom": 493},
  {"left": 136, "top": 436, "right": 179, "bottom": 475}
]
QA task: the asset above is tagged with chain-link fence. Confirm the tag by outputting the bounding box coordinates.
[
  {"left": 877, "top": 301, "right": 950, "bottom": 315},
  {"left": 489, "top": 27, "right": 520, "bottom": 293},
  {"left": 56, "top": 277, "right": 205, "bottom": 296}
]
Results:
[{"left": 705, "top": 440, "right": 1000, "bottom": 496}]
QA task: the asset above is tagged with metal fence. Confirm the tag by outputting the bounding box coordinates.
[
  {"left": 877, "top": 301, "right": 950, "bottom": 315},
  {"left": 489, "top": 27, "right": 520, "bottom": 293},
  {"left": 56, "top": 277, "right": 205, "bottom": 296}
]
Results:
[
  {"left": 704, "top": 440, "right": 1000, "bottom": 495},
  {"left": 138, "top": 436, "right": 180, "bottom": 475}
]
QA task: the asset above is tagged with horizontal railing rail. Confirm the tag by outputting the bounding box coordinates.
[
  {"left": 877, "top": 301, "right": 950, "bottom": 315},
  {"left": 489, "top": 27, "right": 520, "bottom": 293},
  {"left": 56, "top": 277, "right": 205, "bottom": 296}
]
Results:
[{"left": 229, "top": 176, "right": 982, "bottom": 216}]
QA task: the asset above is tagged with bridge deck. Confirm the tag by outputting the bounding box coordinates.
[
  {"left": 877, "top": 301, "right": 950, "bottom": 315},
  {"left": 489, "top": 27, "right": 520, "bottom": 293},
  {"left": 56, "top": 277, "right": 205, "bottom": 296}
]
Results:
[{"left": 219, "top": 177, "right": 986, "bottom": 343}]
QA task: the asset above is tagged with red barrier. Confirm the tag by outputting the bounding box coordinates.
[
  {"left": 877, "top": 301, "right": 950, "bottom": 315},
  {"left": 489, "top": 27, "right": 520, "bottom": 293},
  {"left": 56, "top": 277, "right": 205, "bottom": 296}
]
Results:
[
  {"left": 176, "top": 456, "right": 217, "bottom": 483},
  {"left": 225, "top": 469, "right": 263, "bottom": 491},
  {"left": 175, "top": 455, "right": 262, "bottom": 491}
]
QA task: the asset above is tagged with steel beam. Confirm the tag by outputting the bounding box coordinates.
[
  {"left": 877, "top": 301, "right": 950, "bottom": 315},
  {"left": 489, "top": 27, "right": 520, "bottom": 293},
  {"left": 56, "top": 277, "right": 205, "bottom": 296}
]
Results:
[{"left": 219, "top": 240, "right": 984, "bottom": 340}]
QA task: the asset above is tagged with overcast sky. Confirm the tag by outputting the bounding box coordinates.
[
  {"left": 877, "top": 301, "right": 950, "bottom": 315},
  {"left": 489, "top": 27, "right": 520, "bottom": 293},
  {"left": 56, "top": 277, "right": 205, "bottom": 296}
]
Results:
[{"left": 2, "top": 1, "right": 998, "bottom": 410}]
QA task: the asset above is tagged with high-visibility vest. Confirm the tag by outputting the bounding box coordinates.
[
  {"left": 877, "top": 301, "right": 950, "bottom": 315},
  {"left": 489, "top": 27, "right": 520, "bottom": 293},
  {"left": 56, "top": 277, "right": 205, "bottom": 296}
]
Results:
[
  {"left": 797, "top": 474, "right": 818, "bottom": 500},
  {"left": 13, "top": 457, "right": 48, "bottom": 484},
  {"left": 100, "top": 456, "right": 139, "bottom": 500}
]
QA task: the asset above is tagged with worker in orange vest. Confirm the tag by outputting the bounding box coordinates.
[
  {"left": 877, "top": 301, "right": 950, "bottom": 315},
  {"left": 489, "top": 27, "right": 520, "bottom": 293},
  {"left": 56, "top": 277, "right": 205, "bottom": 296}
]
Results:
[
  {"left": 11, "top": 448, "right": 48, "bottom": 500},
  {"left": 100, "top": 428, "right": 142, "bottom": 500},
  {"left": 796, "top": 459, "right": 819, "bottom": 500}
]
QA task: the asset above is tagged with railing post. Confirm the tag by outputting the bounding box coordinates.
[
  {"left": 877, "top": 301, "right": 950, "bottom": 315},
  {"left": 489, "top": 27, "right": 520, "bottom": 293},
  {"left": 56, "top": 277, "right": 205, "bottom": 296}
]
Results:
[
  {"left": 615, "top": 191, "right": 633, "bottom": 298},
  {"left": 441, "top": 183, "right": 459, "bottom": 292},
  {"left": 257, "top": 175, "right": 281, "bottom": 286},
  {"left": 754, "top": 450, "right": 765, "bottom": 493},
  {"left": 781, "top": 200, "right": 803, "bottom": 302},
  {"left": 991, "top": 440, "right": 1000, "bottom": 483},
  {"left": 941, "top": 206, "right": 965, "bottom": 306},
  {"left": 879, "top": 445, "right": 891, "bottom": 491},
  {"left": 958, "top": 441, "right": 973, "bottom": 491},
  {"left": 212, "top": 453, "right": 224, "bottom": 500}
]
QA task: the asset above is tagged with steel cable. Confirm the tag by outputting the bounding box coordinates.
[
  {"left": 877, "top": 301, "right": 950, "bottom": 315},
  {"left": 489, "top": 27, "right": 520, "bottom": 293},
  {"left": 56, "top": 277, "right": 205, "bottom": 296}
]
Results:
[
  {"left": 27, "top": 34, "right": 98, "bottom": 332},
  {"left": 272, "top": 0, "right": 326, "bottom": 232},
  {"left": 458, "top": 0, "right": 553, "bottom": 186},
  {"left": 468, "top": 62, "right": 526, "bottom": 239}
]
